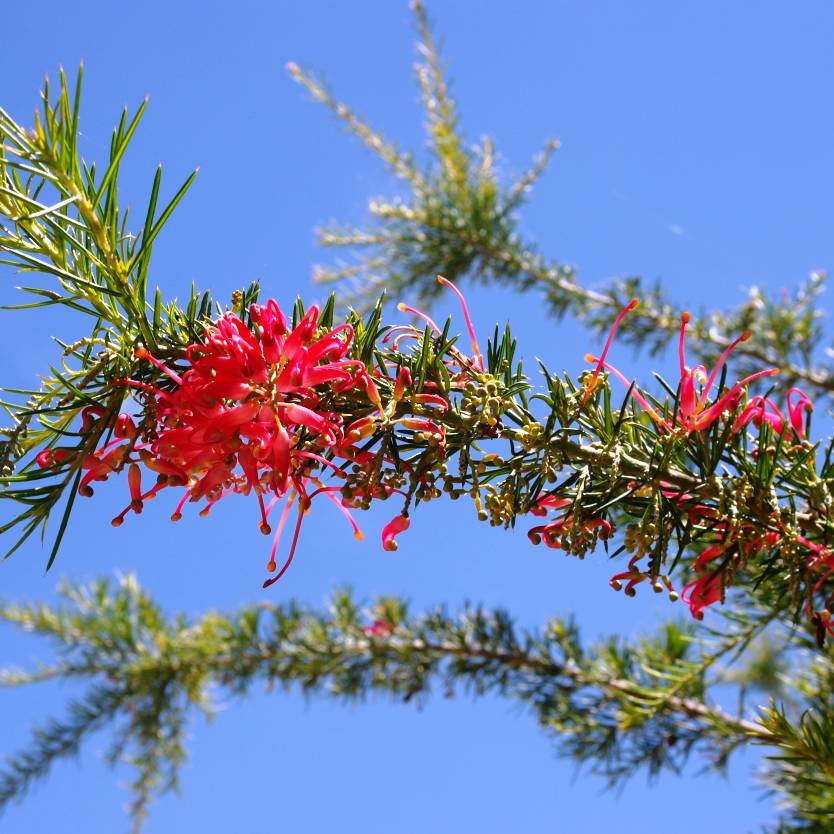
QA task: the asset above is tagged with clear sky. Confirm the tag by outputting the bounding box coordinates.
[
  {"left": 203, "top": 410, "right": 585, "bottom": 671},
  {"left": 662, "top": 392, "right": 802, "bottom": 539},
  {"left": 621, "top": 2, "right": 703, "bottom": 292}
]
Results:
[{"left": 1, "top": 2, "right": 833, "bottom": 832}]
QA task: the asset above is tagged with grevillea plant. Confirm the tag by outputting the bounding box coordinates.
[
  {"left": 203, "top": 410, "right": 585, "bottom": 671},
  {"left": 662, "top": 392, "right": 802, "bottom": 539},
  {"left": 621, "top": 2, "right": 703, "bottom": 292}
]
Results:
[
  {"left": 4, "top": 250, "right": 830, "bottom": 634},
  {"left": 1, "top": 4, "right": 834, "bottom": 832}
]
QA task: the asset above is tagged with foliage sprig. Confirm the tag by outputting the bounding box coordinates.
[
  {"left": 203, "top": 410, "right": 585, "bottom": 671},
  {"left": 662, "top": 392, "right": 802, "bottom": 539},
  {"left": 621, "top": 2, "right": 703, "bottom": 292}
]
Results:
[{"left": 0, "top": 576, "right": 814, "bottom": 831}]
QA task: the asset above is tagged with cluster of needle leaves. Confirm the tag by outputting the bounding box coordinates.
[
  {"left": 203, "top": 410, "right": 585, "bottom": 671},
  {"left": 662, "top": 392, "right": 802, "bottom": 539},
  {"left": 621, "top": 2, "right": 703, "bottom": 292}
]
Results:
[{"left": 0, "top": 66, "right": 209, "bottom": 565}]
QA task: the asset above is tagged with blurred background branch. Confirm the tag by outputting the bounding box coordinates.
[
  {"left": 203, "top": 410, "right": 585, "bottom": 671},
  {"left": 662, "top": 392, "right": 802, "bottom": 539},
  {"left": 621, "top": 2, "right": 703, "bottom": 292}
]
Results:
[
  {"left": 291, "top": 0, "right": 832, "bottom": 400},
  {"left": 1, "top": 576, "right": 824, "bottom": 832}
]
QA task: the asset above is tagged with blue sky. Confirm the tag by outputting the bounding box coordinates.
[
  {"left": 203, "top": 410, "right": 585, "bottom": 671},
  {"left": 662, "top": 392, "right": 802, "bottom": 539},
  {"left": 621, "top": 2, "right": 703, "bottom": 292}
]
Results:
[{"left": 1, "top": 1, "right": 833, "bottom": 831}]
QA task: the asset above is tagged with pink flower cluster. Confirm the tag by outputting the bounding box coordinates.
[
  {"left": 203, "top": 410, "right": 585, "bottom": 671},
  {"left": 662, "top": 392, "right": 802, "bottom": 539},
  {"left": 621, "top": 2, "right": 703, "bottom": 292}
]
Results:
[
  {"left": 39, "top": 278, "right": 486, "bottom": 584},
  {"left": 584, "top": 304, "right": 788, "bottom": 434}
]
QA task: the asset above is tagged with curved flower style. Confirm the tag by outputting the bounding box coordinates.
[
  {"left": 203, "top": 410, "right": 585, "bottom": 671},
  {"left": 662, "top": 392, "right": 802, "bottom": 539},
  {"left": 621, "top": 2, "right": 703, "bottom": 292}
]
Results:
[
  {"left": 382, "top": 513, "right": 411, "bottom": 551},
  {"left": 734, "top": 386, "right": 814, "bottom": 439}
]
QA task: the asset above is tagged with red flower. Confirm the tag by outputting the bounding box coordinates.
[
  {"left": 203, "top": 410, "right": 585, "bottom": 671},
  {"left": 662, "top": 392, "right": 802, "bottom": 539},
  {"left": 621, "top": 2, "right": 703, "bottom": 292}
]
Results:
[
  {"left": 382, "top": 514, "right": 410, "bottom": 551},
  {"left": 585, "top": 306, "right": 779, "bottom": 433},
  {"left": 676, "top": 521, "right": 781, "bottom": 621},
  {"left": 609, "top": 554, "right": 677, "bottom": 599},
  {"left": 362, "top": 619, "right": 396, "bottom": 637},
  {"left": 680, "top": 572, "right": 723, "bottom": 620},
  {"left": 733, "top": 395, "right": 787, "bottom": 434},
  {"left": 74, "top": 300, "right": 378, "bottom": 584},
  {"left": 529, "top": 495, "right": 572, "bottom": 517},
  {"left": 528, "top": 514, "right": 612, "bottom": 549},
  {"left": 35, "top": 448, "right": 76, "bottom": 469},
  {"left": 671, "top": 314, "right": 780, "bottom": 431},
  {"left": 733, "top": 386, "right": 813, "bottom": 441},
  {"left": 799, "top": 536, "right": 834, "bottom": 639},
  {"left": 787, "top": 387, "right": 813, "bottom": 437}
]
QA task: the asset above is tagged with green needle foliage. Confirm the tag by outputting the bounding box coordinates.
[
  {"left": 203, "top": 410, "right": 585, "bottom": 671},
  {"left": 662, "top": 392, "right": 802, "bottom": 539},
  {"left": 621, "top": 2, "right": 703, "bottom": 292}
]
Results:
[
  {"left": 0, "top": 66, "right": 215, "bottom": 563},
  {"left": 0, "top": 576, "right": 818, "bottom": 831}
]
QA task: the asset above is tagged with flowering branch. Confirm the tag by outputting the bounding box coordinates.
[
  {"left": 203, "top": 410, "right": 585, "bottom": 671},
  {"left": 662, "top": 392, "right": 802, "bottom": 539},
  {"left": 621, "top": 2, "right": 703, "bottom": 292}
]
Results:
[
  {"left": 4, "top": 251, "right": 832, "bottom": 633},
  {"left": 1, "top": 27, "right": 831, "bottom": 639}
]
